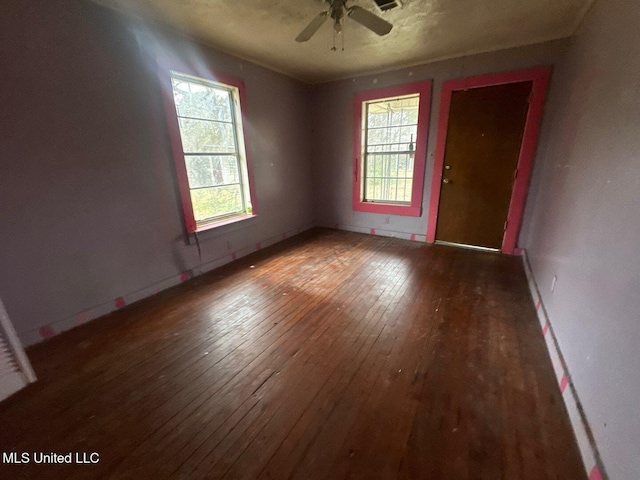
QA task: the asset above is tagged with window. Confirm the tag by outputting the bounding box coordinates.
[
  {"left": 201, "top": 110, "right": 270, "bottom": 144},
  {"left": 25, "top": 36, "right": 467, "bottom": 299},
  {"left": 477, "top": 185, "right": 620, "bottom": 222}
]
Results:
[
  {"left": 353, "top": 81, "right": 432, "bottom": 216},
  {"left": 364, "top": 95, "right": 418, "bottom": 203},
  {"left": 163, "top": 71, "right": 256, "bottom": 232}
]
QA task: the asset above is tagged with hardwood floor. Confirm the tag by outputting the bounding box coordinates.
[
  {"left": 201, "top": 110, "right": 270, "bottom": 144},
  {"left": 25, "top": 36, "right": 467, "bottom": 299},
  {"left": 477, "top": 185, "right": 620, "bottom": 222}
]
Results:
[{"left": 0, "top": 229, "right": 586, "bottom": 479}]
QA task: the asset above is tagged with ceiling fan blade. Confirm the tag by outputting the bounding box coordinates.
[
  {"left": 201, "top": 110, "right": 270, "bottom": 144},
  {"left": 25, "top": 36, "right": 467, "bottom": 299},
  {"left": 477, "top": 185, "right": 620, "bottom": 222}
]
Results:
[
  {"left": 347, "top": 6, "right": 393, "bottom": 36},
  {"left": 295, "top": 12, "right": 328, "bottom": 42}
]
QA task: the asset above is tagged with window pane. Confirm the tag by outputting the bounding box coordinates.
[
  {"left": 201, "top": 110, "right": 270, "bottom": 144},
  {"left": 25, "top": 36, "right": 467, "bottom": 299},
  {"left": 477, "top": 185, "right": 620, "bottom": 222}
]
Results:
[
  {"left": 366, "top": 125, "right": 418, "bottom": 151},
  {"left": 190, "top": 185, "right": 243, "bottom": 221},
  {"left": 367, "top": 95, "right": 419, "bottom": 128},
  {"left": 171, "top": 78, "right": 232, "bottom": 122},
  {"left": 365, "top": 177, "right": 382, "bottom": 201},
  {"left": 216, "top": 156, "right": 240, "bottom": 185},
  {"left": 387, "top": 178, "right": 399, "bottom": 200},
  {"left": 363, "top": 153, "right": 416, "bottom": 203},
  {"left": 363, "top": 94, "right": 419, "bottom": 204},
  {"left": 185, "top": 155, "right": 240, "bottom": 188},
  {"left": 388, "top": 154, "right": 399, "bottom": 175},
  {"left": 178, "top": 118, "right": 236, "bottom": 154},
  {"left": 404, "top": 179, "right": 413, "bottom": 202},
  {"left": 399, "top": 125, "right": 416, "bottom": 144},
  {"left": 373, "top": 155, "right": 383, "bottom": 177},
  {"left": 185, "top": 156, "right": 214, "bottom": 188},
  {"left": 366, "top": 155, "right": 375, "bottom": 176},
  {"left": 401, "top": 106, "right": 418, "bottom": 125}
]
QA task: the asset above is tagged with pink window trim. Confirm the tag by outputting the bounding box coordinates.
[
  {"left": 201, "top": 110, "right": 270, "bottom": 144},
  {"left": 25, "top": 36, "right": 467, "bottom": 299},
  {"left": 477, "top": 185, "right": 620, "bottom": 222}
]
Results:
[
  {"left": 425, "top": 66, "right": 552, "bottom": 254},
  {"left": 352, "top": 81, "right": 432, "bottom": 217},
  {"left": 156, "top": 55, "right": 258, "bottom": 233}
]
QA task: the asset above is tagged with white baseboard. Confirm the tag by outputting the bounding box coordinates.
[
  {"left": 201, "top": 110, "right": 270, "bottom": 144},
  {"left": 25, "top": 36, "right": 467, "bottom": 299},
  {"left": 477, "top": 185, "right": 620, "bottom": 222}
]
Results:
[{"left": 521, "top": 249, "right": 606, "bottom": 480}]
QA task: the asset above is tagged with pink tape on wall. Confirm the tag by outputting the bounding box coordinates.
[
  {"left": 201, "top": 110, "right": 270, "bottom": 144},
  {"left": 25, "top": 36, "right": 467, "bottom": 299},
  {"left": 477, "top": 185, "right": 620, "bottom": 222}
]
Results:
[
  {"left": 535, "top": 299, "right": 541, "bottom": 311},
  {"left": 39, "top": 325, "right": 55, "bottom": 339},
  {"left": 115, "top": 297, "right": 126, "bottom": 309},
  {"left": 559, "top": 373, "right": 569, "bottom": 393},
  {"left": 410, "top": 234, "right": 416, "bottom": 241},
  {"left": 542, "top": 320, "right": 550, "bottom": 336},
  {"left": 589, "top": 465, "right": 603, "bottom": 480},
  {"left": 77, "top": 311, "right": 90, "bottom": 324},
  {"left": 370, "top": 228, "right": 376, "bottom": 235},
  {"left": 256, "top": 242, "right": 262, "bottom": 251},
  {"left": 180, "top": 272, "right": 189, "bottom": 282}
]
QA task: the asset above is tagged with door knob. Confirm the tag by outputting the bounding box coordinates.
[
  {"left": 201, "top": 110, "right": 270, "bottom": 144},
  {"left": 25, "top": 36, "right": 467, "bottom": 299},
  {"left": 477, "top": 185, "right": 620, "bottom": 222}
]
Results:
[{"left": 443, "top": 178, "right": 451, "bottom": 184}]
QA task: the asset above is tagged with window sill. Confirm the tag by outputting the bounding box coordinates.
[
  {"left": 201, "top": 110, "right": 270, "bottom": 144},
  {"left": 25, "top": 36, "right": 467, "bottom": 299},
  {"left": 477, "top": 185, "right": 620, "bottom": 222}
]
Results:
[
  {"left": 352, "top": 201, "right": 421, "bottom": 217},
  {"left": 195, "top": 213, "right": 257, "bottom": 233}
]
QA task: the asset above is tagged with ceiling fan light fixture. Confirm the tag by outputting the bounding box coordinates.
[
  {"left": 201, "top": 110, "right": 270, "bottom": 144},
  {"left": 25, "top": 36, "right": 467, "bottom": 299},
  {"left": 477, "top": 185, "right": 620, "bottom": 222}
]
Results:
[{"left": 334, "top": 18, "right": 342, "bottom": 34}]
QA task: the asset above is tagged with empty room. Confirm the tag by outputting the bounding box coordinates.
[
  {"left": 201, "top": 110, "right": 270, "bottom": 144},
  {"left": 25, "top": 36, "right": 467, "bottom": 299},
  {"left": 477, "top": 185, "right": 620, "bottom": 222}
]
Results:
[{"left": 1, "top": 0, "right": 638, "bottom": 478}]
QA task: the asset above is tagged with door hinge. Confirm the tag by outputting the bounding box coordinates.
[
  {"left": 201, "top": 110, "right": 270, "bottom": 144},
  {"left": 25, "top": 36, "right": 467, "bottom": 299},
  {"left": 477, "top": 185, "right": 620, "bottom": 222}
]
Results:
[
  {"left": 503, "top": 220, "right": 508, "bottom": 231},
  {"left": 513, "top": 168, "right": 519, "bottom": 180}
]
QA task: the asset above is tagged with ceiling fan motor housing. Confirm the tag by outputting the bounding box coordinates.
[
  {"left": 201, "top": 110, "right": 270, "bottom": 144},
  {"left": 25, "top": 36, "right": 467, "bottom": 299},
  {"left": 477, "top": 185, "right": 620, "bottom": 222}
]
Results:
[{"left": 329, "top": 0, "right": 347, "bottom": 20}]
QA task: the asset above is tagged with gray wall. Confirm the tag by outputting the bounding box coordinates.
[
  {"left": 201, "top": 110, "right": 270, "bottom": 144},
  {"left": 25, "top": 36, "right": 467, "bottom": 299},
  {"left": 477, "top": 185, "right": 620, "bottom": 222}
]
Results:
[
  {"left": 520, "top": 0, "right": 640, "bottom": 478},
  {"left": 0, "top": 0, "right": 313, "bottom": 345},
  {"left": 309, "top": 40, "right": 570, "bottom": 239}
]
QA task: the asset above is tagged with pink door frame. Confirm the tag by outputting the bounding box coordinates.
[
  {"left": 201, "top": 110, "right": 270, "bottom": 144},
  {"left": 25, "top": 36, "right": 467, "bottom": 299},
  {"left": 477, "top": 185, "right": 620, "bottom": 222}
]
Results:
[{"left": 425, "top": 66, "right": 552, "bottom": 254}]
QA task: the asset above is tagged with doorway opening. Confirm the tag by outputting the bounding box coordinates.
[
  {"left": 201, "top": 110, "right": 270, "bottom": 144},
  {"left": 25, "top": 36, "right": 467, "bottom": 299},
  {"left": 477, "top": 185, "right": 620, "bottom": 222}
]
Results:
[{"left": 426, "top": 67, "right": 551, "bottom": 254}]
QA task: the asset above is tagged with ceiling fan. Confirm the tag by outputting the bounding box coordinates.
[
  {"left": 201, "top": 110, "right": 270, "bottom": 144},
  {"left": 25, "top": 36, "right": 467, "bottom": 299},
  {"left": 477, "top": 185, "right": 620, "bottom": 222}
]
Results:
[{"left": 295, "top": 0, "right": 393, "bottom": 43}]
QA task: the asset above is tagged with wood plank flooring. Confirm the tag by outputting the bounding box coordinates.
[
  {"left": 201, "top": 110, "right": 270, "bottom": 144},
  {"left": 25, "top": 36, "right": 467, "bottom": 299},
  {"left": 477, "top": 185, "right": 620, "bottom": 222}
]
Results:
[{"left": 0, "top": 229, "right": 586, "bottom": 479}]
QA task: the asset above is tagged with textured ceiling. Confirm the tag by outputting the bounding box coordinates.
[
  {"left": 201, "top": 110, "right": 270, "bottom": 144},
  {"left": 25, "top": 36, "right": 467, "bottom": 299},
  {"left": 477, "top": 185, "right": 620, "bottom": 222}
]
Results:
[{"left": 91, "top": 0, "right": 594, "bottom": 83}]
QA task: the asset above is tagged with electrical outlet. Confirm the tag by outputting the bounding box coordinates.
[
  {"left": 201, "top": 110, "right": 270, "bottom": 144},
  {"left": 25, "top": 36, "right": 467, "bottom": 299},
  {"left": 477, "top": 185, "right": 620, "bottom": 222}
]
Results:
[{"left": 551, "top": 275, "right": 558, "bottom": 293}]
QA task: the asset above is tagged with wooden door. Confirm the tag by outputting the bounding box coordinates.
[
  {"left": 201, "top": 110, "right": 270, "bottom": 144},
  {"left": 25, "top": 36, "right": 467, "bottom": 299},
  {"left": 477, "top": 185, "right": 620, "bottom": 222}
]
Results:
[{"left": 435, "top": 81, "right": 532, "bottom": 249}]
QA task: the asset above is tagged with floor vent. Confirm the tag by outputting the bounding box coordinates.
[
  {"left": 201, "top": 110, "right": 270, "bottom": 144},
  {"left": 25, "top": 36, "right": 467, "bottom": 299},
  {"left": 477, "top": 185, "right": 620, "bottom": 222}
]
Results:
[{"left": 0, "top": 298, "right": 36, "bottom": 402}]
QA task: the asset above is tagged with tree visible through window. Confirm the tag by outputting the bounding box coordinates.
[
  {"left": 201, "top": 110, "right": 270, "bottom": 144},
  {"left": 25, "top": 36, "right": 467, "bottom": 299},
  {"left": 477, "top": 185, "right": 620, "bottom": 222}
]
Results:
[{"left": 169, "top": 72, "right": 252, "bottom": 227}]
